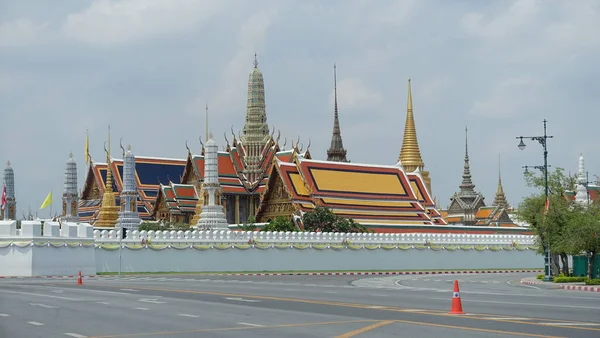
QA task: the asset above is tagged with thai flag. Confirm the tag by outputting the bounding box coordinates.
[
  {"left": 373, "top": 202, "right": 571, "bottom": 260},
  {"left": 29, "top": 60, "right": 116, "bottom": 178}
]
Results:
[
  {"left": 1, "top": 185, "right": 5, "bottom": 210},
  {"left": 544, "top": 198, "right": 550, "bottom": 215}
]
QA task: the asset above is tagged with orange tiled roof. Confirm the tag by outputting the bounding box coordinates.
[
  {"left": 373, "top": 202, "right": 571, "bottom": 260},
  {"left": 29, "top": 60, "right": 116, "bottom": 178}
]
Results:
[{"left": 260, "top": 157, "right": 440, "bottom": 226}]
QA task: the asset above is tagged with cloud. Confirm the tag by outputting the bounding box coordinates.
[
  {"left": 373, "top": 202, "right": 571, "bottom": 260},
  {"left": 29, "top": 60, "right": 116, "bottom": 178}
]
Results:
[
  {"left": 0, "top": 19, "right": 46, "bottom": 47},
  {"left": 469, "top": 76, "right": 539, "bottom": 118},
  {"left": 1, "top": 0, "right": 600, "bottom": 217},
  {"left": 207, "top": 4, "right": 283, "bottom": 123},
  {"left": 62, "top": 0, "right": 225, "bottom": 46},
  {"left": 334, "top": 78, "right": 383, "bottom": 112}
]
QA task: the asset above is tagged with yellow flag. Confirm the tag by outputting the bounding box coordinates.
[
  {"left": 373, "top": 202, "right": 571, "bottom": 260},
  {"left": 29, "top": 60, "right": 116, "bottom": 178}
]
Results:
[
  {"left": 40, "top": 192, "right": 52, "bottom": 210},
  {"left": 84, "top": 130, "right": 90, "bottom": 165}
]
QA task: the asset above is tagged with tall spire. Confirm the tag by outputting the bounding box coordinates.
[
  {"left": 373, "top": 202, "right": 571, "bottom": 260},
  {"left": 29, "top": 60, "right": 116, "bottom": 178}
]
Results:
[
  {"left": 459, "top": 126, "right": 476, "bottom": 194},
  {"left": 61, "top": 152, "right": 79, "bottom": 222},
  {"left": 492, "top": 154, "right": 509, "bottom": 209},
  {"left": 241, "top": 53, "right": 270, "bottom": 184},
  {"left": 116, "top": 144, "right": 142, "bottom": 231},
  {"left": 399, "top": 79, "right": 424, "bottom": 169},
  {"left": 327, "top": 63, "right": 348, "bottom": 162},
  {"left": 2, "top": 161, "right": 16, "bottom": 220},
  {"left": 575, "top": 153, "right": 589, "bottom": 204},
  {"left": 95, "top": 125, "right": 119, "bottom": 227}
]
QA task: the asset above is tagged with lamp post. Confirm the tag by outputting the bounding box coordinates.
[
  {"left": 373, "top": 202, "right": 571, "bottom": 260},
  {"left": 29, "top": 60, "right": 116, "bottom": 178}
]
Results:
[{"left": 517, "top": 119, "right": 554, "bottom": 281}]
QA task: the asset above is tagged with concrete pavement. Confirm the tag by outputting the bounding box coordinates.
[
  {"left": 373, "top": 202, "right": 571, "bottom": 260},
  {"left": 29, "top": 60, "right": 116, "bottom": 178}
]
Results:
[{"left": 0, "top": 272, "right": 598, "bottom": 337}]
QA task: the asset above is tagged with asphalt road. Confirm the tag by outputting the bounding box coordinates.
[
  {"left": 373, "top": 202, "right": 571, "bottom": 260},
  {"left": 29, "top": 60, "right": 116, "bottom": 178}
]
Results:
[{"left": 0, "top": 272, "right": 598, "bottom": 337}]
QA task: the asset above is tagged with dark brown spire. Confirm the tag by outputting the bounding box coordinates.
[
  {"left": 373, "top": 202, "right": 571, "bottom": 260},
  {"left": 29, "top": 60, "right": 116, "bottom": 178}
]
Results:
[
  {"left": 327, "top": 63, "right": 348, "bottom": 162},
  {"left": 459, "top": 126, "right": 476, "bottom": 194}
]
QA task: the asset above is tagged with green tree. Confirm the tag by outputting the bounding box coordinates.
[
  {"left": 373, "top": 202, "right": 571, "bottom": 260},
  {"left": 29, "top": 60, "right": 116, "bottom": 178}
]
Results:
[
  {"left": 516, "top": 168, "right": 576, "bottom": 276},
  {"left": 261, "top": 216, "right": 298, "bottom": 232},
  {"left": 562, "top": 203, "right": 600, "bottom": 279},
  {"left": 302, "top": 207, "right": 368, "bottom": 233},
  {"left": 238, "top": 216, "right": 257, "bottom": 231}
]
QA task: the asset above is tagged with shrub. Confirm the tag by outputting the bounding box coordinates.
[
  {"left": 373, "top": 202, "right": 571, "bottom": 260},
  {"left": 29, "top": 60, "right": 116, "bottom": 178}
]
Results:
[
  {"left": 584, "top": 279, "right": 600, "bottom": 285},
  {"left": 536, "top": 274, "right": 544, "bottom": 280},
  {"left": 552, "top": 276, "right": 587, "bottom": 283}
]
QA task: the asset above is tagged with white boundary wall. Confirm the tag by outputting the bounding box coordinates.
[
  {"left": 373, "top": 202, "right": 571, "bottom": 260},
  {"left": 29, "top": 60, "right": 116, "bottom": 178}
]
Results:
[
  {"left": 94, "top": 230, "right": 541, "bottom": 273},
  {"left": 0, "top": 220, "right": 96, "bottom": 277}
]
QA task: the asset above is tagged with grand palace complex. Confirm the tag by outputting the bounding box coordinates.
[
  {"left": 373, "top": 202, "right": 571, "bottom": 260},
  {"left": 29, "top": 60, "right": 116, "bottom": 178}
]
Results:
[{"left": 73, "top": 56, "right": 536, "bottom": 233}]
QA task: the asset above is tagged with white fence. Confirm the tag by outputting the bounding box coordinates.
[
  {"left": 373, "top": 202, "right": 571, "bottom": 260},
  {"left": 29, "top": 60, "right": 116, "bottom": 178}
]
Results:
[{"left": 93, "top": 229, "right": 536, "bottom": 246}]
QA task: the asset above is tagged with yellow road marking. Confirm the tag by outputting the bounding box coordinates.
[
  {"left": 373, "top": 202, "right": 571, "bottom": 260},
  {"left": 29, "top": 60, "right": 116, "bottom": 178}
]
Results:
[
  {"left": 81, "top": 284, "right": 600, "bottom": 333},
  {"left": 390, "top": 319, "right": 565, "bottom": 338},
  {"left": 89, "top": 319, "right": 378, "bottom": 338},
  {"left": 335, "top": 320, "right": 395, "bottom": 338}
]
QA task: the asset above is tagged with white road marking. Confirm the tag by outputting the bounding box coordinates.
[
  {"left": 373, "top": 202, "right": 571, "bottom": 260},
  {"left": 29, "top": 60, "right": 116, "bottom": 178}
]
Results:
[
  {"left": 96, "top": 302, "right": 110, "bottom": 305},
  {"left": 64, "top": 333, "right": 88, "bottom": 337},
  {"left": 238, "top": 322, "right": 264, "bottom": 327},
  {"left": 481, "top": 317, "right": 532, "bottom": 320},
  {"left": 507, "top": 280, "right": 540, "bottom": 289},
  {"left": 120, "top": 289, "right": 139, "bottom": 292},
  {"left": 51, "top": 290, "right": 64, "bottom": 293},
  {"left": 0, "top": 313, "right": 10, "bottom": 317},
  {"left": 366, "top": 306, "right": 388, "bottom": 309},
  {"left": 322, "top": 291, "right": 338, "bottom": 294},
  {"left": 138, "top": 298, "right": 166, "bottom": 304},
  {"left": 178, "top": 314, "right": 199, "bottom": 318},
  {"left": 134, "top": 307, "right": 149, "bottom": 311},
  {"left": 27, "top": 321, "right": 44, "bottom": 326},
  {"left": 0, "top": 289, "right": 79, "bottom": 301},
  {"left": 225, "top": 297, "right": 261, "bottom": 303},
  {"left": 539, "top": 323, "right": 600, "bottom": 326},
  {"left": 30, "top": 303, "right": 58, "bottom": 309}
]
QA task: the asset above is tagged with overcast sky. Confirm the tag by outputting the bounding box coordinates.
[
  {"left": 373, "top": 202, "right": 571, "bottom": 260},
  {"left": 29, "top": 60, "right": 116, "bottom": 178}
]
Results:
[{"left": 1, "top": 0, "right": 598, "bottom": 218}]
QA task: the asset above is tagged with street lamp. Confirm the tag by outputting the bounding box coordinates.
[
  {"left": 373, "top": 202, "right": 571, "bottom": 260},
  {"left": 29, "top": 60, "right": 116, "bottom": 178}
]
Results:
[{"left": 517, "top": 119, "right": 554, "bottom": 282}]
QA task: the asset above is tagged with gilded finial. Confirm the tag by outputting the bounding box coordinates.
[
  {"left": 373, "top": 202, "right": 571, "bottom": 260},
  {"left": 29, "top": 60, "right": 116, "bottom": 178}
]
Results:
[
  {"left": 276, "top": 130, "right": 281, "bottom": 145},
  {"left": 398, "top": 78, "right": 424, "bottom": 168},
  {"left": 253, "top": 53, "right": 258, "bottom": 68},
  {"left": 224, "top": 132, "right": 230, "bottom": 148},
  {"left": 307, "top": 138, "right": 311, "bottom": 151},
  {"left": 231, "top": 126, "right": 237, "bottom": 143},
  {"left": 205, "top": 104, "right": 209, "bottom": 143},
  {"left": 283, "top": 137, "right": 287, "bottom": 150}
]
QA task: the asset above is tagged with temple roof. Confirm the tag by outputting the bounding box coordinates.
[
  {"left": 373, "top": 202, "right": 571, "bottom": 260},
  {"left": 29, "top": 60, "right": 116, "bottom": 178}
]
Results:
[
  {"left": 258, "top": 155, "right": 440, "bottom": 226},
  {"left": 152, "top": 182, "right": 199, "bottom": 217}
]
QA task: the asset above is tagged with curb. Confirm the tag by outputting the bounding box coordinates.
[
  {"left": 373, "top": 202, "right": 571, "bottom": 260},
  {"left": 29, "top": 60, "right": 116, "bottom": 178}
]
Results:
[
  {"left": 0, "top": 270, "right": 542, "bottom": 279},
  {"left": 99, "top": 269, "right": 542, "bottom": 278},
  {"left": 521, "top": 279, "right": 600, "bottom": 292},
  {"left": 205, "top": 269, "right": 542, "bottom": 277},
  {"left": 0, "top": 275, "right": 97, "bottom": 279}
]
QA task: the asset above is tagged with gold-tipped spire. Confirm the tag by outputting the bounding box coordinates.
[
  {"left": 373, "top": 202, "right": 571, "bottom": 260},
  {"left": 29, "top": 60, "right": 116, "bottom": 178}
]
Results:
[
  {"left": 95, "top": 125, "right": 119, "bottom": 227},
  {"left": 399, "top": 79, "right": 423, "bottom": 168},
  {"left": 398, "top": 79, "right": 431, "bottom": 193},
  {"left": 205, "top": 104, "right": 209, "bottom": 142}
]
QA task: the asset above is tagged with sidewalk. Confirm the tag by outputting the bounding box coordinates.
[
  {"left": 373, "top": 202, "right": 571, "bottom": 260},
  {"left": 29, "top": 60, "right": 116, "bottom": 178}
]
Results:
[{"left": 521, "top": 277, "right": 600, "bottom": 292}]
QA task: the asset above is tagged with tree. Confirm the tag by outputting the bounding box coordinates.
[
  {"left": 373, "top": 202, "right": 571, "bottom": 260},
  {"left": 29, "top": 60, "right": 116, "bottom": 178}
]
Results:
[
  {"left": 238, "top": 216, "right": 257, "bottom": 231},
  {"left": 562, "top": 203, "right": 600, "bottom": 279},
  {"left": 302, "top": 207, "right": 368, "bottom": 233},
  {"left": 261, "top": 216, "right": 298, "bottom": 232},
  {"left": 516, "top": 168, "right": 576, "bottom": 276}
]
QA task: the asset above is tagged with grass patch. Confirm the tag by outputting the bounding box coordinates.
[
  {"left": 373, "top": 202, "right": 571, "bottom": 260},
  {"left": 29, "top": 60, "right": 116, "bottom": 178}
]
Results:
[{"left": 96, "top": 268, "right": 542, "bottom": 276}]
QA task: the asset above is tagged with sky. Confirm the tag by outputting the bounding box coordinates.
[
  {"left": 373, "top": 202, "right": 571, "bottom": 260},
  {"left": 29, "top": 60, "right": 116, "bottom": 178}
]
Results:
[{"left": 1, "top": 0, "right": 599, "bottom": 218}]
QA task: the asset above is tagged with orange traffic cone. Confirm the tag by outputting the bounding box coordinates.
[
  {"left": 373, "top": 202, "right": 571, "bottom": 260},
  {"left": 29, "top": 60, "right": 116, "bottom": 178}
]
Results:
[
  {"left": 448, "top": 280, "right": 465, "bottom": 314},
  {"left": 77, "top": 271, "right": 83, "bottom": 285}
]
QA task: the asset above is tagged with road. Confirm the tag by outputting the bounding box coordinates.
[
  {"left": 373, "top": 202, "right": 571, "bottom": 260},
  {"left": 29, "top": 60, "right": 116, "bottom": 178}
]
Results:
[{"left": 0, "top": 272, "right": 598, "bottom": 337}]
